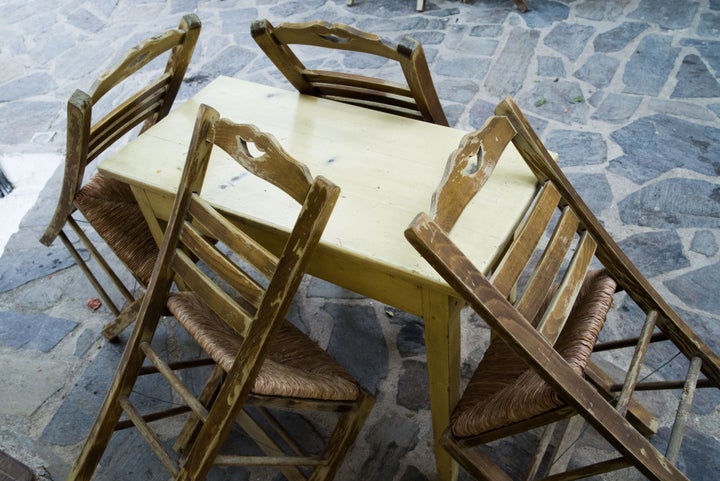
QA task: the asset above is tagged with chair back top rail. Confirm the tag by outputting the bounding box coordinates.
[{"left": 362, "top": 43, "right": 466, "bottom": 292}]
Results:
[{"left": 251, "top": 18, "right": 448, "bottom": 126}]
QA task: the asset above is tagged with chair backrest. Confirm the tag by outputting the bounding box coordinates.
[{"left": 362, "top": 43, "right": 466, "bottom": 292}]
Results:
[
  {"left": 405, "top": 97, "right": 720, "bottom": 480},
  {"left": 139, "top": 104, "right": 340, "bottom": 474},
  {"left": 40, "top": 14, "right": 200, "bottom": 245},
  {"left": 251, "top": 18, "right": 448, "bottom": 125}
]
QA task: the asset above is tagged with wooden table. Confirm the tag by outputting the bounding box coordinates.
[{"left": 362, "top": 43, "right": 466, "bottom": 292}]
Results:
[{"left": 99, "top": 76, "right": 538, "bottom": 481}]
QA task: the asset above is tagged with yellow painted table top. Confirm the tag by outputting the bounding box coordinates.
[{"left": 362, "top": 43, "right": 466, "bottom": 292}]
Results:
[{"left": 99, "top": 76, "right": 538, "bottom": 296}]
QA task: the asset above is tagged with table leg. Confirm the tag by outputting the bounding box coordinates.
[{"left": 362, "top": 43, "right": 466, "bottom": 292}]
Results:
[{"left": 422, "top": 289, "right": 462, "bottom": 481}]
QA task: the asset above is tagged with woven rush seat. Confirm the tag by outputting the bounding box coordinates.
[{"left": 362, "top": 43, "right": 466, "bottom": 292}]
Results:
[
  {"left": 167, "top": 291, "right": 361, "bottom": 402},
  {"left": 74, "top": 172, "right": 158, "bottom": 285},
  {"left": 451, "top": 269, "right": 617, "bottom": 438}
]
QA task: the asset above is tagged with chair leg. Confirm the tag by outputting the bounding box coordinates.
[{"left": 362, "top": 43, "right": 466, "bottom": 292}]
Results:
[
  {"left": 174, "top": 364, "right": 225, "bottom": 455},
  {"left": 308, "top": 391, "right": 374, "bottom": 481},
  {"left": 101, "top": 295, "right": 144, "bottom": 341},
  {"left": 68, "top": 306, "right": 165, "bottom": 481},
  {"left": 441, "top": 429, "right": 514, "bottom": 481}
]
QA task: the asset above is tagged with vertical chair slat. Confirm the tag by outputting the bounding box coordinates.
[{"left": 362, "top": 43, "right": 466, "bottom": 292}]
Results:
[
  {"left": 171, "top": 249, "right": 254, "bottom": 338},
  {"left": 515, "top": 206, "right": 580, "bottom": 323},
  {"left": 87, "top": 75, "right": 172, "bottom": 160},
  {"left": 535, "top": 231, "right": 598, "bottom": 344},
  {"left": 180, "top": 221, "right": 265, "bottom": 307},
  {"left": 491, "top": 181, "right": 561, "bottom": 298},
  {"left": 188, "top": 195, "right": 279, "bottom": 279}
]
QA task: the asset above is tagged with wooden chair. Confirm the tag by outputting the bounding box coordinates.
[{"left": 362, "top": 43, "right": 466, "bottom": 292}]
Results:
[
  {"left": 39, "top": 14, "right": 201, "bottom": 340},
  {"left": 405, "top": 97, "right": 720, "bottom": 481},
  {"left": 68, "top": 104, "right": 374, "bottom": 481},
  {"left": 251, "top": 19, "right": 448, "bottom": 126}
]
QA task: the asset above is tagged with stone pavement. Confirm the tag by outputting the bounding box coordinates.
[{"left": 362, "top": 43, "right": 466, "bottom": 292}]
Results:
[{"left": 1, "top": 0, "right": 720, "bottom": 480}]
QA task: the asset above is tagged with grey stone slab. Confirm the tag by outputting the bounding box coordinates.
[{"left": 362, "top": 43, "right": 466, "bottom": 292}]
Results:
[
  {"left": 397, "top": 360, "right": 430, "bottom": 411},
  {"left": 674, "top": 307, "right": 720, "bottom": 358},
  {"left": 361, "top": 413, "right": 420, "bottom": 481},
  {"left": 468, "top": 98, "right": 498, "bottom": 129},
  {"left": 400, "top": 466, "right": 430, "bottom": 481},
  {"left": 672, "top": 54, "right": 720, "bottom": 98},
  {"left": 677, "top": 427, "right": 720, "bottom": 480},
  {"left": 90, "top": 0, "right": 117, "bottom": 16},
  {"left": 87, "top": 432, "right": 181, "bottom": 481},
  {"left": 219, "top": 7, "right": 258, "bottom": 33},
  {"left": 196, "top": 45, "right": 257, "bottom": 80},
  {"left": 587, "top": 90, "right": 604, "bottom": 108},
  {"left": 324, "top": 302, "right": 388, "bottom": 395},
  {"left": 4, "top": 1, "right": 40, "bottom": 24},
  {"left": 544, "top": 130, "right": 606, "bottom": 166},
  {"left": 648, "top": 99, "right": 717, "bottom": 121},
  {"left": 514, "top": 79, "right": 588, "bottom": 125},
  {"left": 566, "top": 173, "right": 613, "bottom": 214},
  {"left": 0, "top": 100, "right": 61, "bottom": 144},
  {"left": 396, "top": 321, "right": 425, "bottom": 358},
  {"left": 666, "top": 261, "right": 720, "bottom": 316},
  {"left": 306, "top": 277, "right": 364, "bottom": 299},
  {"left": 470, "top": 24, "right": 503, "bottom": 37},
  {"left": 462, "top": 2, "right": 512, "bottom": 23},
  {"left": 710, "top": 103, "right": 720, "bottom": 119},
  {"left": 519, "top": 0, "right": 570, "bottom": 29},
  {"left": 698, "top": 12, "right": 720, "bottom": 36},
  {"left": 437, "top": 79, "right": 479, "bottom": 104},
  {"left": 422, "top": 5, "right": 461, "bottom": 17},
  {"left": 618, "top": 230, "right": 690, "bottom": 278},
  {"left": 0, "top": 241, "right": 82, "bottom": 293},
  {"left": 575, "top": 0, "right": 628, "bottom": 21},
  {"left": 680, "top": 38, "right": 720, "bottom": 74},
  {"left": 74, "top": 327, "right": 102, "bottom": 357},
  {"left": 0, "top": 351, "right": 73, "bottom": 416},
  {"left": 573, "top": 53, "right": 620, "bottom": 89},
  {"left": 435, "top": 56, "right": 491, "bottom": 78},
  {"left": 537, "top": 55, "right": 565, "bottom": 77},
  {"left": 543, "top": 22, "right": 595, "bottom": 61},
  {"left": 591, "top": 92, "right": 642, "bottom": 121},
  {"left": 484, "top": 27, "right": 539, "bottom": 98},
  {"left": 623, "top": 33, "right": 678, "bottom": 95},
  {"left": 691, "top": 230, "right": 719, "bottom": 256},
  {"left": 609, "top": 114, "right": 720, "bottom": 183},
  {"left": 443, "top": 102, "right": 464, "bottom": 128},
  {"left": 33, "top": 35, "right": 75, "bottom": 64},
  {"left": 170, "top": 0, "right": 199, "bottom": 13},
  {"left": 0, "top": 311, "right": 77, "bottom": 352},
  {"left": 0, "top": 72, "right": 57, "bottom": 102},
  {"left": 628, "top": 0, "right": 699, "bottom": 29},
  {"left": 618, "top": 179, "right": 720, "bottom": 229},
  {"left": 410, "top": 30, "right": 446, "bottom": 46},
  {"left": 456, "top": 37, "right": 499, "bottom": 56},
  {"left": 712, "top": 0, "right": 720, "bottom": 9},
  {"left": 355, "top": 16, "right": 447, "bottom": 33},
  {"left": 66, "top": 8, "right": 104, "bottom": 33},
  {"left": 593, "top": 21, "right": 649, "bottom": 52}
]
